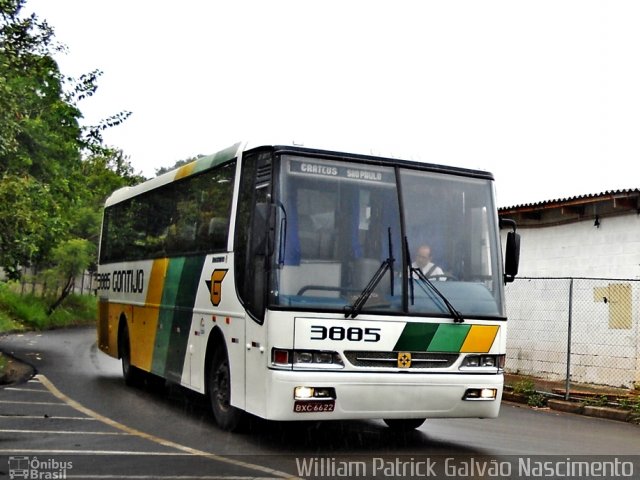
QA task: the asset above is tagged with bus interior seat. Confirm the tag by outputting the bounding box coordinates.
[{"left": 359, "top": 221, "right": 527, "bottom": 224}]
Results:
[{"left": 280, "top": 262, "right": 342, "bottom": 298}]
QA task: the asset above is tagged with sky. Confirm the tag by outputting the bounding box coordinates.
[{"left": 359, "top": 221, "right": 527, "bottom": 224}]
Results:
[{"left": 26, "top": 0, "right": 640, "bottom": 207}]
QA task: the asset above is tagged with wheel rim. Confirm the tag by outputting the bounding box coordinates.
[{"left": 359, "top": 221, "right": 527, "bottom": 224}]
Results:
[{"left": 212, "top": 360, "right": 230, "bottom": 411}]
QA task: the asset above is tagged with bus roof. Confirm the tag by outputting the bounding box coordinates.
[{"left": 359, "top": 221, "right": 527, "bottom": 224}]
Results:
[
  {"left": 104, "top": 140, "right": 494, "bottom": 207},
  {"left": 104, "top": 142, "right": 243, "bottom": 207}
]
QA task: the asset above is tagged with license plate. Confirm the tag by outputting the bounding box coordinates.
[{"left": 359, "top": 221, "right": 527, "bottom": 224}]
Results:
[{"left": 294, "top": 400, "right": 335, "bottom": 413}]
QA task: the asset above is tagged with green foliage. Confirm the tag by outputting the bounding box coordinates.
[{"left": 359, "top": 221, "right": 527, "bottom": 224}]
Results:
[
  {"left": 512, "top": 379, "right": 536, "bottom": 396},
  {"left": 0, "top": 1, "right": 136, "bottom": 331},
  {"left": 617, "top": 396, "right": 640, "bottom": 424},
  {"left": 50, "top": 238, "right": 94, "bottom": 280},
  {"left": 0, "top": 1, "right": 142, "bottom": 279},
  {"left": 0, "top": 281, "right": 95, "bottom": 331},
  {"left": 47, "top": 293, "right": 96, "bottom": 327},
  {"left": 43, "top": 238, "right": 95, "bottom": 313},
  {"left": 583, "top": 394, "right": 610, "bottom": 408},
  {"left": 526, "top": 392, "right": 547, "bottom": 408},
  {"left": 0, "top": 0, "right": 78, "bottom": 272},
  {"left": 0, "top": 309, "right": 23, "bottom": 332},
  {"left": 0, "top": 281, "right": 46, "bottom": 328},
  {"left": 512, "top": 378, "right": 547, "bottom": 407},
  {"left": 0, "top": 174, "right": 56, "bottom": 277},
  {"left": 0, "top": 0, "right": 81, "bottom": 179}
]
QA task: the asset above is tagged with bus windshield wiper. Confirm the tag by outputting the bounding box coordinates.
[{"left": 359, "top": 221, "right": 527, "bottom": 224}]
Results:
[
  {"left": 405, "top": 237, "right": 464, "bottom": 323},
  {"left": 345, "top": 228, "right": 395, "bottom": 319}
]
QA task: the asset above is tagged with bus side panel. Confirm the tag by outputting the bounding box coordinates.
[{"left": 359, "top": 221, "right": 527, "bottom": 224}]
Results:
[
  {"left": 129, "top": 258, "right": 168, "bottom": 372},
  {"left": 148, "top": 256, "right": 206, "bottom": 383},
  {"left": 130, "top": 306, "right": 160, "bottom": 372},
  {"left": 187, "top": 256, "right": 246, "bottom": 399},
  {"left": 100, "top": 302, "right": 133, "bottom": 359},
  {"left": 97, "top": 298, "right": 112, "bottom": 356}
]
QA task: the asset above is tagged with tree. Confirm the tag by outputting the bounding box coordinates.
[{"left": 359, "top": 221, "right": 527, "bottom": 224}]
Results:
[
  {"left": 0, "top": 0, "right": 81, "bottom": 181},
  {"left": 0, "top": 0, "right": 81, "bottom": 275},
  {"left": 0, "top": 174, "right": 55, "bottom": 279},
  {"left": 0, "top": 0, "right": 138, "bottom": 285},
  {"left": 44, "top": 238, "right": 94, "bottom": 314}
]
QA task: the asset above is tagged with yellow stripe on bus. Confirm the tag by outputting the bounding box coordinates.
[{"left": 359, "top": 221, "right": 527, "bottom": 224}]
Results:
[
  {"left": 131, "top": 258, "right": 169, "bottom": 372},
  {"left": 175, "top": 162, "right": 196, "bottom": 180},
  {"left": 147, "top": 258, "right": 169, "bottom": 305},
  {"left": 460, "top": 325, "right": 499, "bottom": 353}
]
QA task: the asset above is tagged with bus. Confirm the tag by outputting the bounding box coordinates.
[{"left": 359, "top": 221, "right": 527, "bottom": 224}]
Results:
[{"left": 96, "top": 141, "right": 520, "bottom": 431}]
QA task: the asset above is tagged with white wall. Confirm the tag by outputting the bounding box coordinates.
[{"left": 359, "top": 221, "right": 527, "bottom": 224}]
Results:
[
  {"left": 502, "top": 213, "right": 640, "bottom": 388},
  {"left": 502, "top": 214, "right": 640, "bottom": 279}
]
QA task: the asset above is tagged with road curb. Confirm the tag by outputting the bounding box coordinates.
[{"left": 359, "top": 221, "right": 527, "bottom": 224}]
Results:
[
  {"left": 582, "top": 405, "right": 631, "bottom": 422},
  {"left": 504, "top": 395, "right": 637, "bottom": 424},
  {"left": 547, "top": 399, "right": 584, "bottom": 415},
  {"left": 0, "top": 350, "right": 36, "bottom": 387}
]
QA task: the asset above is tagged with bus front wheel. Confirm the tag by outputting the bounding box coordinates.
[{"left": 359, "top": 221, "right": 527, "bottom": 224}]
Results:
[{"left": 208, "top": 348, "right": 246, "bottom": 431}]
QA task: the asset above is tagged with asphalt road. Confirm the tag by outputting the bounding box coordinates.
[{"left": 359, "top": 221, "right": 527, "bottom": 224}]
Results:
[{"left": 1, "top": 327, "right": 638, "bottom": 479}]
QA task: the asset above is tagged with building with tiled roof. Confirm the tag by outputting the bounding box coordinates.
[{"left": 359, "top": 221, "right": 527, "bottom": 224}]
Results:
[{"left": 498, "top": 189, "right": 640, "bottom": 279}]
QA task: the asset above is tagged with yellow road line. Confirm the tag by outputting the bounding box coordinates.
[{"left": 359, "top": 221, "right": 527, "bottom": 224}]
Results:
[{"left": 36, "top": 374, "right": 300, "bottom": 480}]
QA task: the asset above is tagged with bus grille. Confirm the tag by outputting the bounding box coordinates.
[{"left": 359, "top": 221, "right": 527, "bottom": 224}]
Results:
[{"left": 343, "top": 351, "right": 459, "bottom": 369}]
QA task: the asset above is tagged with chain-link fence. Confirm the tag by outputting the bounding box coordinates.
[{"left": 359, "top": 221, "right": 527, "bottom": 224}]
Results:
[
  {"left": 505, "top": 277, "right": 640, "bottom": 392},
  {"left": 12, "top": 271, "right": 96, "bottom": 297}
]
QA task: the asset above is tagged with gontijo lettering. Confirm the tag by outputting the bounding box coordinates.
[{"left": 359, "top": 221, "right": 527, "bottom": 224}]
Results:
[{"left": 111, "top": 269, "right": 144, "bottom": 293}]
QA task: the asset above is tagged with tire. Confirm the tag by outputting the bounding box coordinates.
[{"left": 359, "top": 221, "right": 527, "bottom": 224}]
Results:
[
  {"left": 383, "top": 418, "right": 426, "bottom": 431},
  {"left": 119, "top": 324, "right": 143, "bottom": 387},
  {"left": 208, "top": 347, "right": 246, "bottom": 431}
]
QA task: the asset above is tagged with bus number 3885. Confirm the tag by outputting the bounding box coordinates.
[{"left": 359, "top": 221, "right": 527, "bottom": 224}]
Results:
[{"left": 310, "top": 325, "right": 381, "bottom": 342}]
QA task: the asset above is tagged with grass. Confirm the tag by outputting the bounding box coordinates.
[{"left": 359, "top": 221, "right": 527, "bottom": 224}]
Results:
[
  {"left": 512, "top": 378, "right": 547, "bottom": 407},
  {"left": 0, "top": 281, "right": 96, "bottom": 333},
  {"left": 0, "top": 281, "right": 96, "bottom": 384}
]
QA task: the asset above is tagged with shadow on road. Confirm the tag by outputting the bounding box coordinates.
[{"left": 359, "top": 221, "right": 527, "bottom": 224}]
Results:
[{"left": 103, "top": 372, "right": 484, "bottom": 456}]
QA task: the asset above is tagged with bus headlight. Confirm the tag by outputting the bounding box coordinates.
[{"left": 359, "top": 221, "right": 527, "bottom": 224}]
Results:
[
  {"left": 463, "top": 388, "right": 498, "bottom": 401},
  {"left": 294, "top": 386, "right": 336, "bottom": 400},
  {"left": 272, "top": 348, "right": 344, "bottom": 369},
  {"left": 460, "top": 354, "right": 505, "bottom": 371}
]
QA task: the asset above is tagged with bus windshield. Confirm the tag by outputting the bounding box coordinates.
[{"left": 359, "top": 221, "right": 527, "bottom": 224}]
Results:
[{"left": 270, "top": 154, "right": 504, "bottom": 318}]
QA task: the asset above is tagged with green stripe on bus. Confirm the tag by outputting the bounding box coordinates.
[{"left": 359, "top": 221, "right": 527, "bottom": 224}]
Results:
[
  {"left": 394, "top": 323, "right": 479, "bottom": 352},
  {"left": 393, "top": 322, "right": 439, "bottom": 351},
  {"left": 164, "top": 255, "right": 206, "bottom": 383},
  {"left": 151, "top": 257, "right": 185, "bottom": 376},
  {"left": 426, "top": 324, "right": 472, "bottom": 352},
  {"left": 191, "top": 142, "right": 241, "bottom": 175}
]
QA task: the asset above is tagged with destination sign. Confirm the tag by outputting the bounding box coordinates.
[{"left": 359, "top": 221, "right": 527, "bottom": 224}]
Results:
[{"left": 288, "top": 160, "right": 394, "bottom": 184}]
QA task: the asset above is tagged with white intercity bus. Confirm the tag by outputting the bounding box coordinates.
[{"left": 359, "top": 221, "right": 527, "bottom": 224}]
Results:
[{"left": 96, "top": 141, "right": 520, "bottom": 431}]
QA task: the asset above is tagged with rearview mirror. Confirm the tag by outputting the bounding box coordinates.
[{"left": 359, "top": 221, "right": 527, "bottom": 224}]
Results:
[{"left": 504, "top": 230, "right": 520, "bottom": 283}]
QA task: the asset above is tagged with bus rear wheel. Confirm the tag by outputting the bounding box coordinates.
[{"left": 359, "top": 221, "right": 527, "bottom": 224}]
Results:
[
  {"left": 208, "top": 348, "right": 246, "bottom": 431},
  {"left": 118, "top": 324, "right": 143, "bottom": 387},
  {"left": 383, "top": 418, "right": 426, "bottom": 431}
]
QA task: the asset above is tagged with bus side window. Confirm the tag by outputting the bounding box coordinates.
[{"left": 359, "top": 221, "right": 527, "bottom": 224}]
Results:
[{"left": 234, "top": 150, "right": 273, "bottom": 323}]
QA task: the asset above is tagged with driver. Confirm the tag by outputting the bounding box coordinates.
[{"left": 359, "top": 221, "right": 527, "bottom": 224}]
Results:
[{"left": 412, "top": 244, "right": 446, "bottom": 281}]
